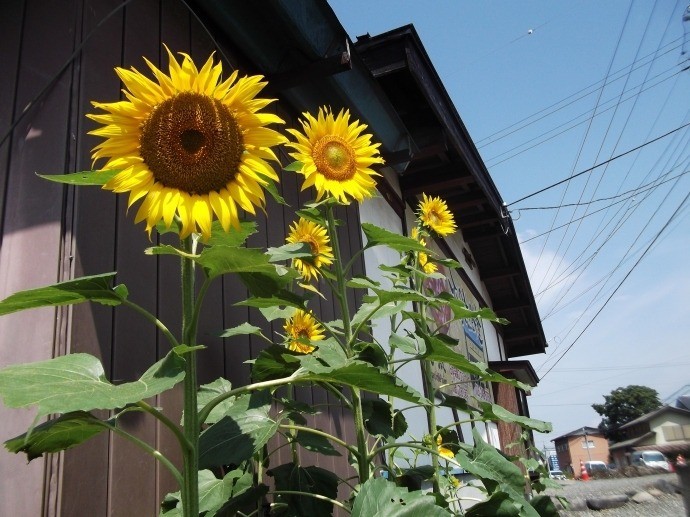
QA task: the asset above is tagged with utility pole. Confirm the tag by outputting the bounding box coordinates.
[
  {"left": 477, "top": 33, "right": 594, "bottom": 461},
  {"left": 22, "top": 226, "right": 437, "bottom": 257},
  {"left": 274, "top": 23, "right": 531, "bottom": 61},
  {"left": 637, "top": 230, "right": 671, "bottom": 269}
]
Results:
[{"left": 583, "top": 427, "right": 593, "bottom": 462}]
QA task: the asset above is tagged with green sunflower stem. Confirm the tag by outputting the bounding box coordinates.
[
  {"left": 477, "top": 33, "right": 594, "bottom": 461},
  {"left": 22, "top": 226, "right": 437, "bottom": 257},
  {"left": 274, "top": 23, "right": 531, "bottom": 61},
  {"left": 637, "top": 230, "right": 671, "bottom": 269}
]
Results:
[
  {"left": 415, "top": 263, "right": 440, "bottom": 493},
  {"left": 421, "top": 356, "right": 441, "bottom": 494},
  {"left": 325, "top": 202, "right": 369, "bottom": 484},
  {"left": 180, "top": 235, "right": 199, "bottom": 517}
]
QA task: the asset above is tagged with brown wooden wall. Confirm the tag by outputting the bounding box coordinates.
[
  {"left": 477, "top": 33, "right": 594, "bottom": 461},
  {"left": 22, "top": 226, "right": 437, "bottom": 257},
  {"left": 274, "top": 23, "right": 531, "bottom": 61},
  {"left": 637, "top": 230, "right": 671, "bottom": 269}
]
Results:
[{"left": 0, "top": 1, "right": 363, "bottom": 515}]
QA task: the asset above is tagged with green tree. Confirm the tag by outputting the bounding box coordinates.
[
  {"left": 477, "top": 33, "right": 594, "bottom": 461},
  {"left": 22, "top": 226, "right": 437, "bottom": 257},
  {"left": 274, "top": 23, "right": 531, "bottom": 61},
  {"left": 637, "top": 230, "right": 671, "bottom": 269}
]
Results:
[{"left": 592, "top": 385, "right": 661, "bottom": 442}]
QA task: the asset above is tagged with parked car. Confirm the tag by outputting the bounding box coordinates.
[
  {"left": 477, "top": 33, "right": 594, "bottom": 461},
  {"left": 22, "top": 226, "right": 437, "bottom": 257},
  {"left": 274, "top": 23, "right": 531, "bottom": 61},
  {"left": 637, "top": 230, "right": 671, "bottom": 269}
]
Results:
[
  {"left": 631, "top": 451, "right": 671, "bottom": 471},
  {"left": 584, "top": 461, "right": 608, "bottom": 475},
  {"left": 549, "top": 470, "right": 566, "bottom": 480}
]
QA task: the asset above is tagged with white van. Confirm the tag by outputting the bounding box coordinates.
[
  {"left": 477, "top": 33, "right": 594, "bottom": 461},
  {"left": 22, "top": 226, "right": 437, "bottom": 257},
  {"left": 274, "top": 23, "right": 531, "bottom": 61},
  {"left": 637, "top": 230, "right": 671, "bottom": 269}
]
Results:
[{"left": 631, "top": 451, "right": 671, "bottom": 471}]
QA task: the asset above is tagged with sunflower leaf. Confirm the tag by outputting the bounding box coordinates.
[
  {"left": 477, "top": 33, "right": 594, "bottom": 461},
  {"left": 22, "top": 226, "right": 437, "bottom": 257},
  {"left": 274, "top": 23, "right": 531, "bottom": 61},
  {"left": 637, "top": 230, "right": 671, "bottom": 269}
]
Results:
[
  {"left": 266, "top": 242, "right": 313, "bottom": 262},
  {"left": 219, "top": 322, "right": 267, "bottom": 340},
  {"left": 361, "top": 223, "right": 429, "bottom": 253},
  {"left": 351, "top": 477, "right": 451, "bottom": 517},
  {"left": 197, "top": 378, "right": 234, "bottom": 425},
  {"left": 206, "top": 221, "right": 257, "bottom": 247},
  {"left": 197, "top": 246, "right": 298, "bottom": 296},
  {"left": 284, "top": 161, "right": 304, "bottom": 172},
  {"left": 0, "top": 273, "right": 125, "bottom": 316},
  {"left": 0, "top": 351, "right": 185, "bottom": 419},
  {"left": 198, "top": 390, "right": 278, "bottom": 468},
  {"left": 5, "top": 411, "right": 107, "bottom": 461},
  {"left": 300, "top": 358, "right": 428, "bottom": 405},
  {"left": 263, "top": 179, "right": 287, "bottom": 205},
  {"left": 37, "top": 169, "right": 120, "bottom": 186}
]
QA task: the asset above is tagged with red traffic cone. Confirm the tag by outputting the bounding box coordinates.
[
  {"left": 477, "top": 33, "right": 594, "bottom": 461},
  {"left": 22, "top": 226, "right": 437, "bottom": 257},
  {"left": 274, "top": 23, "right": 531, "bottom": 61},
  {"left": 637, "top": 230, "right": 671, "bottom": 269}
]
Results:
[{"left": 580, "top": 460, "right": 590, "bottom": 481}]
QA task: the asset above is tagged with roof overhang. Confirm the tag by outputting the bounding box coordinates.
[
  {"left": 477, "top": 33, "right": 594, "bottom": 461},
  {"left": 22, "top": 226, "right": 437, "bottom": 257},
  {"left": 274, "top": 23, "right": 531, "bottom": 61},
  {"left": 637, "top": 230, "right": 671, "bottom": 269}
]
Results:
[{"left": 489, "top": 360, "right": 539, "bottom": 389}]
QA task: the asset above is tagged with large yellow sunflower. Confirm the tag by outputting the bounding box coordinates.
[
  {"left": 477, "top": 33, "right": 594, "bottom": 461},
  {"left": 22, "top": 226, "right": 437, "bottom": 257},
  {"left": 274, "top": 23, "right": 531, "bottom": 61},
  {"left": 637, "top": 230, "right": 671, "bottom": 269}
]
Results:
[
  {"left": 88, "top": 47, "right": 286, "bottom": 240},
  {"left": 436, "top": 435, "right": 455, "bottom": 460},
  {"left": 285, "top": 107, "right": 384, "bottom": 203},
  {"left": 284, "top": 310, "right": 325, "bottom": 354},
  {"left": 418, "top": 194, "right": 457, "bottom": 237},
  {"left": 286, "top": 218, "right": 334, "bottom": 281},
  {"left": 410, "top": 227, "right": 437, "bottom": 274}
]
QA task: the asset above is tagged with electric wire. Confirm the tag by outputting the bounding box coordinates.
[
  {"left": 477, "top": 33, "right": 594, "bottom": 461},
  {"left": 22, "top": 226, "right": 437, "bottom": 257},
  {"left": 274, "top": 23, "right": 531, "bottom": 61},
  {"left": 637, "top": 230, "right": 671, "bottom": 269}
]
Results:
[
  {"left": 539, "top": 189, "right": 690, "bottom": 380},
  {"left": 486, "top": 66, "right": 686, "bottom": 168},
  {"left": 535, "top": 2, "right": 671, "bottom": 303},
  {"left": 506, "top": 121, "right": 690, "bottom": 206},
  {"left": 515, "top": 168, "right": 690, "bottom": 211},
  {"left": 475, "top": 36, "right": 685, "bottom": 147}
]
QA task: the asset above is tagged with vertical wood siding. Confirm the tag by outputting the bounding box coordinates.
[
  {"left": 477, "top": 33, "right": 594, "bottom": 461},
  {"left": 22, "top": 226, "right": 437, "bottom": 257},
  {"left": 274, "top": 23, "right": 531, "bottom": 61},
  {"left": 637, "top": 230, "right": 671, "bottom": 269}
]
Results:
[{"left": 0, "top": 1, "right": 362, "bottom": 514}]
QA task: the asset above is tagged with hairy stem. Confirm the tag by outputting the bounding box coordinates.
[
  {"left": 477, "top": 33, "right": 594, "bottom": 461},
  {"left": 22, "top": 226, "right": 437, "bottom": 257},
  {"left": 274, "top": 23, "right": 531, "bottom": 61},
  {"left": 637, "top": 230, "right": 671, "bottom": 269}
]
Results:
[
  {"left": 180, "top": 235, "right": 199, "bottom": 517},
  {"left": 326, "top": 203, "right": 370, "bottom": 484}
]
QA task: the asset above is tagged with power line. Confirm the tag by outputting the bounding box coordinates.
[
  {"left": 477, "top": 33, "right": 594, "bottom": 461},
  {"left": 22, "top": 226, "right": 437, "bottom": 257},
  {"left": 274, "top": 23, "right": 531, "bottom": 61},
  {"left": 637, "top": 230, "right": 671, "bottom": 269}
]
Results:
[
  {"left": 507, "top": 121, "right": 690, "bottom": 206},
  {"left": 539, "top": 189, "right": 690, "bottom": 380},
  {"left": 475, "top": 37, "right": 685, "bottom": 146},
  {"left": 484, "top": 64, "right": 684, "bottom": 165},
  {"left": 515, "top": 168, "right": 690, "bottom": 211}
]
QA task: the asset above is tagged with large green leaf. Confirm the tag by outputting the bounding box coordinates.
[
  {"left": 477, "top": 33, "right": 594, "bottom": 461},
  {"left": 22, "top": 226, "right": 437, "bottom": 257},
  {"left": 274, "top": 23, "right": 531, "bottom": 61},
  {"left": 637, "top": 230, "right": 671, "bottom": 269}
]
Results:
[
  {"left": 440, "top": 397, "right": 551, "bottom": 433},
  {"left": 236, "top": 289, "right": 308, "bottom": 310},
  {"left": 160, "top": 469, "right": 257, "bottom": 517},
  {"left": 198, "top": 390, "right": 278, "bottom": 468},
  {"left": 206, "top": 221, "right": 257, "bottom": 247},
  {"left": 477, "top": 402, "right": 552, "bottom": 433},
  {"left": 362, "top": 399, "right": 408, "bottom": 439},
  {"left": 268, "top": 463, "right": 339, "bottom": 516},
  {"left": 0, "top": 273, "right": 126, "bottom": 315},
  {"left": 465, "top": 492, "right": 522, "bottom": 516},
  {"left": 421, "top": 331, "right": 529, "bottom": 389},
  {"left": 300, "top": 358, "right": 427, "bottom": 405},
  {"left": 351, "top": 477, "right": 451, "bottom": 517},
  {"left": 5, "top": 411, "right": 106, "bottom": 461},
  {"left": 196, "top": 246, "right": 298, "bottom": 296},
  {"left": 456, "top": 429, "right": 540, "bottom": 517},
  {"left": 219, "top": 322, "right": 267, "bottom": 341},
  {"left": 38, "top": 169, "right": 119, "bottom": 186},
  {"left": 456, "top": 429, "right": 524, "bottom": 489},
  {"left": 434, "top": 292, "right": 508, "bottom": 324},
  {"left": 0, "top": 351, "right": 184, "bottom": 418},
  {"left": 266, "top": 242, "right": 312, "bottom": 263},
  {"left": 251, "top": 345, "right": 304, "bottom": 382},
  {"left": 361, "top": 223, "right": 429, "bottom": 253},
  {"left": 197, "top": 378, "right": 234, "bottom": 425},
  {"left": 293, "top": 431, "right": 341, "bottom": 456}
]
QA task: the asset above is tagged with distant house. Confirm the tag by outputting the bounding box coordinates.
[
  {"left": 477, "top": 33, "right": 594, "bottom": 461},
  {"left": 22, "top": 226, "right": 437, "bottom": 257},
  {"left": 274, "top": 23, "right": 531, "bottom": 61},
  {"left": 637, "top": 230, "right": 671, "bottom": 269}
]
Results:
[
  {"left": 609, "top": 406, "right": 690, "bottom": 466},
  {"left": 552, "top": 426, "right": 610, "bottom": 477}
]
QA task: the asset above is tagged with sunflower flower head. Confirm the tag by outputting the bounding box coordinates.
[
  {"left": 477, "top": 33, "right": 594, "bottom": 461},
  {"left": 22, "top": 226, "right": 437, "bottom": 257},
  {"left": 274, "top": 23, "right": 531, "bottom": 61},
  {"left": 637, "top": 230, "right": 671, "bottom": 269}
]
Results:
[
  {"left": 286, "top": 218, "right": 334, "bottom": 281},
  {"left": 436, "top": 434, "right": 455, "bottom": 460},
  {"left": 88, "top": 46, "right": 287, "bottom": 240},
  {"left": 410, "top": 227, "right": 437, "bottom": 274},
  {"left": 418, "top": 194, "right": 457, "bottom": 237},
  {"left": 284, "top": 309, "right": 325, "bottom": 354},
  {"left": 285, "top": 107, "right": 384, "bottom": 203}
]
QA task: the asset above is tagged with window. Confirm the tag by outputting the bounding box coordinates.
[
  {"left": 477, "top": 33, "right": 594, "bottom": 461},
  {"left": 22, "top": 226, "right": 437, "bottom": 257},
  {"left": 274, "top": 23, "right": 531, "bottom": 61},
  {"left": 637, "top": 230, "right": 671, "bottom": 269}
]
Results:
[
  {"left": 662, "top": 425, "right": 684, "bottom": 441},
  {"left": 581, "top": 439, "right": 595, "bottom": 449}
]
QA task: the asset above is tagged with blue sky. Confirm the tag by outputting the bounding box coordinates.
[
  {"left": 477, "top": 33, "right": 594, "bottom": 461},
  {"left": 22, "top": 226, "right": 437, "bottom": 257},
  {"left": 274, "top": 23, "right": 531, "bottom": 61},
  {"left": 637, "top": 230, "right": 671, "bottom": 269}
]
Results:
[{"left": 328, "top": 1, "right": 690, "bottom": 451}]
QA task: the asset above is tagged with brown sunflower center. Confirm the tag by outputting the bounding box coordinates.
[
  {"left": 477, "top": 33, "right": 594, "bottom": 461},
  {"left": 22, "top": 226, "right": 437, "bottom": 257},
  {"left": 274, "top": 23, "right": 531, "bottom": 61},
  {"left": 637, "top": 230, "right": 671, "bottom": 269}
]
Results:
[
  {"left": 296, "top": 327, "right": 311, "bottom": 339},
  {"left": 139, "top": 92, "right": 243, "bottom": 194},
  {"left": 312, "top": 135, "right": 356, "bottom": 181}
]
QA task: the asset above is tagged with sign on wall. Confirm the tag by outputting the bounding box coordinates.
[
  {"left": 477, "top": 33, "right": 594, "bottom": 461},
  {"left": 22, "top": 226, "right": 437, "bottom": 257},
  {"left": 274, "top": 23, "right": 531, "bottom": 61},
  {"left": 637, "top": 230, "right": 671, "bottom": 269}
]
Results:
[{"left": 423, "top": 247, "right": 493, "bottom": 406}]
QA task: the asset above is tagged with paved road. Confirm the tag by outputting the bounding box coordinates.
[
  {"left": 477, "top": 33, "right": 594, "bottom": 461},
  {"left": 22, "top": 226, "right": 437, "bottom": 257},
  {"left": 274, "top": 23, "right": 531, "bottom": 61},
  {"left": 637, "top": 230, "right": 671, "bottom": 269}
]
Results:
[{"left": 545, "top": 472, "right": 686, "bottom": 516}]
